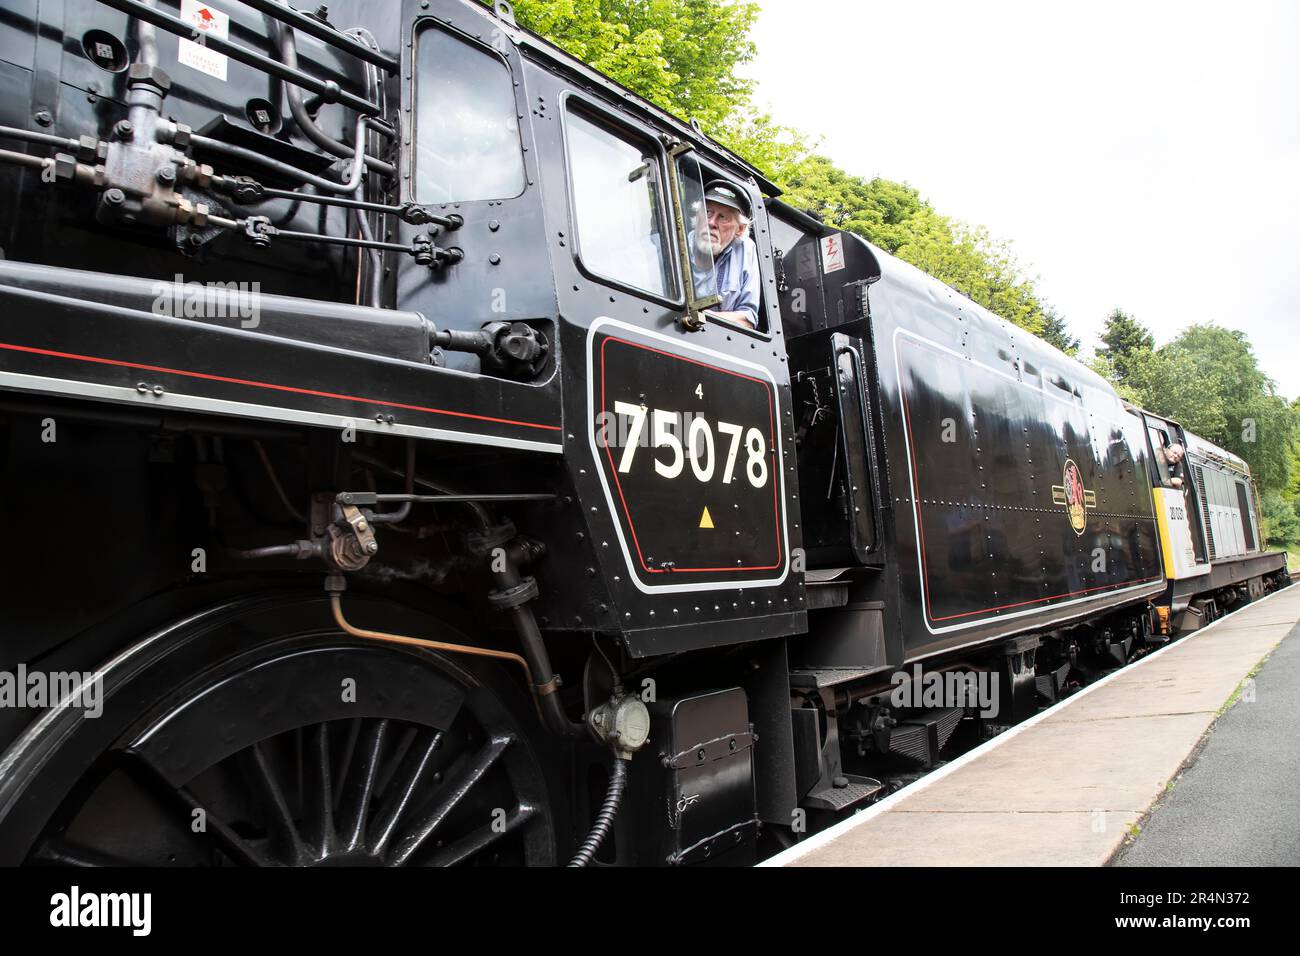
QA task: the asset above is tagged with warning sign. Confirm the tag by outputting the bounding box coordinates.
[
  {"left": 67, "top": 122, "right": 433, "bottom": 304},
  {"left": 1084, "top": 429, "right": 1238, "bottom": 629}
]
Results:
[
  {"left": 178, "top": 0, "right": 229, "bottom": 80},
  {"left": 820, "top": 234, "right": 846, "bottom": 273},
  {"left": 699, "top": 507, "right": 714, "bottom": 529}
]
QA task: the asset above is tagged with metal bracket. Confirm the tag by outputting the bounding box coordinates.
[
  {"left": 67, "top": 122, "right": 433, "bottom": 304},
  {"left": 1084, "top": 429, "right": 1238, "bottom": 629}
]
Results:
[{"left": 491, "top": 1, "right": 517, "bottom": 27}]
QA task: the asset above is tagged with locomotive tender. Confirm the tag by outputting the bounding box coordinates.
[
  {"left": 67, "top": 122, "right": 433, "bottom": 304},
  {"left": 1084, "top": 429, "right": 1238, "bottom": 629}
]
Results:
[{"left": 0, "top": 0, "right": 1289, "bottom": 866}]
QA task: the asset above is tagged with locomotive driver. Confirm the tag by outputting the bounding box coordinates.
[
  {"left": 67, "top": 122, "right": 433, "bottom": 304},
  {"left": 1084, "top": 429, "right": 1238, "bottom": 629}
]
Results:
[
  {"left": 1165, "top": 441, "right": 1186, "bottom": 489},
  {"left": 697, "top": 180, "right": 761, "bottom": 330}
]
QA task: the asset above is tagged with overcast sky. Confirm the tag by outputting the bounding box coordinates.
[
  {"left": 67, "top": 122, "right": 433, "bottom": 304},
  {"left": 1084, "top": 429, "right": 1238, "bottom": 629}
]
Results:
[{"left": 743, "top": 0, "right": 1300, "bottom": 398}]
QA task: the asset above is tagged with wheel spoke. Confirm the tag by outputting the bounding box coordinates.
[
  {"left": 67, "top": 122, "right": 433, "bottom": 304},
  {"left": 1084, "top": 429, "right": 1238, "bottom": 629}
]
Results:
[
  {"left": 302, "top": 722, "right": 335, "bottom": 857},
  {"left": 119, "top": 751, "right": 271, "bottom": 867},
  {"left": 30, "top": 835, "right": 140, "bottom": 867},
  {"left": 340, "top": 719, "right": 388, "bottom": 852},
  {"left": 242, "top": 741, "right": 307, "bottom": 864},
  {"left": 370, "top": 731, "right": 443, "bottom": 855},
  {"left": 333, "top": 717, "right": 362, "bottom": 813},
  {"left": 386, "top": 734, "right": 513, "bottom": 866},
  {"left": 421, "top": 804, "right": 537, "bottom": 867}
]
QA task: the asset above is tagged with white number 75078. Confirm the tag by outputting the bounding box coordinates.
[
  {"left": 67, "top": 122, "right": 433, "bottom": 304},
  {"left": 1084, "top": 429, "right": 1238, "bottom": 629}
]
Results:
[{"left": 611, "top": 401, "right": 768, "bottom": 489}]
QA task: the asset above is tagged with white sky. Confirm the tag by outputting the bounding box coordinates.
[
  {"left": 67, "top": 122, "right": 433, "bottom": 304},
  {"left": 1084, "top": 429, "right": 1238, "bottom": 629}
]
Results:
[{"left": 742, "top": 0, "right": 1300, "bottom": 398}]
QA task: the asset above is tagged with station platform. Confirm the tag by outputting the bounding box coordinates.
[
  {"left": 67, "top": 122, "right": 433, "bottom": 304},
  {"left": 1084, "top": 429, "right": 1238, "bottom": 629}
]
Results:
[{"left": 762, "top": 583, "right": 1300, "bottom": 867}]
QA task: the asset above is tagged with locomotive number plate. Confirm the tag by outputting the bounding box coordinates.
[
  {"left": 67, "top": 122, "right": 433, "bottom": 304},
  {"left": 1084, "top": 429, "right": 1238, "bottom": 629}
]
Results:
[{"left": 587, "top": 319, "right": 788, "bottom": 593}]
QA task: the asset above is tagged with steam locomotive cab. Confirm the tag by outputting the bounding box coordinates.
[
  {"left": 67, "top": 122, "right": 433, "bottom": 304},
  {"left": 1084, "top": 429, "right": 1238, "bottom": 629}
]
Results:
[{"left": 0, "top": 0, "right": 807, "bottom": 866}]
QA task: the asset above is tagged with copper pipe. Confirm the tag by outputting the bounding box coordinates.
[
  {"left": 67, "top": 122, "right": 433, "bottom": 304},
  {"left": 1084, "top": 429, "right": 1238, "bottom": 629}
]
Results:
[{"left": 328, "top": 592, "right": 543, "bottom": 721}]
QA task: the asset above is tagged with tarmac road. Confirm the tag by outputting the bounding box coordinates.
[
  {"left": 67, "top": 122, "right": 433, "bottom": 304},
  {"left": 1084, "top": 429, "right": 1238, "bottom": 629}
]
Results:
[{"left": 1115, "top": 620, "right": 1300, "bottom": 866}]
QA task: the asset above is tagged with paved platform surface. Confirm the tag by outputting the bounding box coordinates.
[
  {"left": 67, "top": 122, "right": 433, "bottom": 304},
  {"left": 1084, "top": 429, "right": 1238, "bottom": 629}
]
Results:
[
  {"left": 1114, "top": 619, "right": 1300, "bottom": 866},
  {"left": 765, "top": 583, "right": 1300, "bottom": 867}
]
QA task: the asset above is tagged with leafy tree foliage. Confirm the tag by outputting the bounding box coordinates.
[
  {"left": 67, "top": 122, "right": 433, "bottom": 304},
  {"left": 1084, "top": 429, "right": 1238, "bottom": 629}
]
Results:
[
  {"left": 1039, "top": 308, "right": 1081, "bottom": 355},
  {"left": 1260, "top": 490, "right": 1300, "bottom": 550},
  {"left": 1096, "top": 309, "right": 1156, "bottom": 389},
  {"left": 509, "top": 0, "right": 759, "bottom": 127}
]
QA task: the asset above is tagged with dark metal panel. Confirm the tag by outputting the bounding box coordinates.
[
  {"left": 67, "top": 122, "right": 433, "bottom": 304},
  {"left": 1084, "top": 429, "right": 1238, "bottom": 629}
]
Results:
[
  {"left": 742, "top": 636, "right": 798, "bottom": 826},
  {"left": 0, "top": 0, "right": 38, "bottom": 72},
  {"left": 0, "top": 282, "right": 562, "bottom": 451}
]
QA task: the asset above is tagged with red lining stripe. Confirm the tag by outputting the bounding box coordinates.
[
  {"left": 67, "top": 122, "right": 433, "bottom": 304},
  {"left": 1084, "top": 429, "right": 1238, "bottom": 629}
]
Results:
[{"left": 0, "top": 341, "right": 560, "bottom": 432}]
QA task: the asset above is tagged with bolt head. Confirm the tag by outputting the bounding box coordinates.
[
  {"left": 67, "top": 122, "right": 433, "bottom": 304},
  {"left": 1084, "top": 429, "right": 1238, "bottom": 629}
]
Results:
[{"left": 34, "top": 110, "right": 53, "bottom": 127}]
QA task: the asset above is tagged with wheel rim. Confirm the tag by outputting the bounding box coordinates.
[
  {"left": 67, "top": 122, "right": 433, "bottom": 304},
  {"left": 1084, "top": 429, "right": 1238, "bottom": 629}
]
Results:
[{"left": 0, "top": 595, "right": 557, "bottom": 866}]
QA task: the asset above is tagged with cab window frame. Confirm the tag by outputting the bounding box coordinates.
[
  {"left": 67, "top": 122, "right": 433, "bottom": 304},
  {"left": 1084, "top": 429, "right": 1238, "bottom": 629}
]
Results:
[
  {"left": 559, "top": 93, "right": 685, "bottom": 309},
  {"left": 408, "top": 20, "right": 529, "bottom": 206}
]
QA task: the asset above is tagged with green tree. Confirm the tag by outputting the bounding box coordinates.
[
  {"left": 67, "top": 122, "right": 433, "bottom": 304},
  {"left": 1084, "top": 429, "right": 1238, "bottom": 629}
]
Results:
[
  {"left": 1260, "top": 489, "right": 1300, "bottom": 550},
  {"left": 1040, "top": 307, "right": 1081, "bottom": 355},
  {"left": 509, "top": 0, "right": 759, "bottom": 127},
  {"left": 1096, "top": 309, "right": 1155, "bottom": 389}
]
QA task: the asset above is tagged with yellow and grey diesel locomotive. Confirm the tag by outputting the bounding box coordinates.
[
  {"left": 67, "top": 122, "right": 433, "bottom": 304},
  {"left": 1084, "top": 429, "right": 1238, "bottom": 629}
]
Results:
[{"left": 0, "top": 0, "right": 1288, "bottom": 866}]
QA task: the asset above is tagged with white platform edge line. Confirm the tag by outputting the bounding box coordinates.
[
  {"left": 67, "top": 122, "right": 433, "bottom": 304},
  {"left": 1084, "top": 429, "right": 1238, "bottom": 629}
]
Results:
[{"left": 757, "top": 581, "right": 1298, "bottom": 867}]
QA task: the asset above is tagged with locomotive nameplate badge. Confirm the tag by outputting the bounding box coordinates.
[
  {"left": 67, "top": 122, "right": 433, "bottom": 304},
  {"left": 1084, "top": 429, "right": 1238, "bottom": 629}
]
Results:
[
  {"left": 587, "top": 318, "right": 789, "bottom": 593},
  {"left": 1051, "top": 458, "right": 1097, "bottom": 535}
]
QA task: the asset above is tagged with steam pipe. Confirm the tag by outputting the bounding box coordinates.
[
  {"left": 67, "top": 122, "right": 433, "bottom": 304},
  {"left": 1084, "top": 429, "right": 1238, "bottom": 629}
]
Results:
[{"left": 276, "top": 8, "right": 394, "bottom": 176}]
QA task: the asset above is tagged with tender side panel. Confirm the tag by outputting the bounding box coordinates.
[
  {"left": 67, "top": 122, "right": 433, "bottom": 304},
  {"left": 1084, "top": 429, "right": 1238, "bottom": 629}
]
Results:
[{"left": 893, "top": 330, "right": 1163, "bottom": 633}]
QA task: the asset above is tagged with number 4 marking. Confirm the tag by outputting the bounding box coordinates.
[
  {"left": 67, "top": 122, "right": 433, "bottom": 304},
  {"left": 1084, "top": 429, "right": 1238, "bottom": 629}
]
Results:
[{"left": 695, "top": 383, "right": 703, "bottom": 400}]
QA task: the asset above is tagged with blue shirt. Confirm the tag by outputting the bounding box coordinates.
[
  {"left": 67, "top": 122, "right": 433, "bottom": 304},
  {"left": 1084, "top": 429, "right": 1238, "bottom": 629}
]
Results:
[{"left": 712, "top": 235, "right": 761, "bottom": 328}]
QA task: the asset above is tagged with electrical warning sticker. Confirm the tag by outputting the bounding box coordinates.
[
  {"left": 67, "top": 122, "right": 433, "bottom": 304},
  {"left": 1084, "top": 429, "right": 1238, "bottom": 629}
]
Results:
[
  {"left": 820, "top": 234, "right": 846, "bottom": 273},
  {"left": 178, "top": 0, "right": 229, "bottom": 80}
]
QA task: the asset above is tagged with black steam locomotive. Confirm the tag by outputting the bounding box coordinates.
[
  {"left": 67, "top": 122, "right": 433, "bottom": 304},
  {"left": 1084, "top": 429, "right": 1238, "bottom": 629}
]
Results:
[{"left": 0, "top": 0, "right": 1288, "bottom": 866}]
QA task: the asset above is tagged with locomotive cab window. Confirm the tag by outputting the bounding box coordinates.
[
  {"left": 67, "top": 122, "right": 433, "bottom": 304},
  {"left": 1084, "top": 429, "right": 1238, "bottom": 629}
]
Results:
[
  {"left": 564, "top": 108, "right": 675, "bottom": 300},
  {"left": 414, "top": 26, "right": 526, "bottom": 203}
]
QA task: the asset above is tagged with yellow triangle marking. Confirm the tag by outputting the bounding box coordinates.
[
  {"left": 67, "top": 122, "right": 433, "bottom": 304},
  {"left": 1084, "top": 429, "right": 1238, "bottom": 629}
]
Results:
[{"left": 699, "top": 506, "right": 714, "bottom": 529}]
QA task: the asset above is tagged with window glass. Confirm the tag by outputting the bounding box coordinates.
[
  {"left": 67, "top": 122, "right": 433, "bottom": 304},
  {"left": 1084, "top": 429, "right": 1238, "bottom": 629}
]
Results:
[
  {"left": 1147, "top": 427, "right": 1170, "bottom": 487},
  {"left": 676, "top": 154, "right": 718, "bottom": 303},
  {"left": 566, "top": 110, "right": 674, "bottom": 298},
  {"left": 416, "top": 27, "right": 525, "bottom": 203}
]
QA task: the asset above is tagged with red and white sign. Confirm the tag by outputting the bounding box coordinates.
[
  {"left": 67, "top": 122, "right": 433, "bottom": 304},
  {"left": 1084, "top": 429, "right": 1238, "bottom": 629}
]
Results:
[
  {"left": 178, "top": 0, "right": 229, "bottom": 80},
  {"left": 820, "top": 234, "right": 846, "bottom": 273}
]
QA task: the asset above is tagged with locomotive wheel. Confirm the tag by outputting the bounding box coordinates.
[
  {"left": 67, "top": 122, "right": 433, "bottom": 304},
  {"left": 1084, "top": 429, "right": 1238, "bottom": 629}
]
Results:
[{"left": 0, "top": 592, "right": 558, "bottom": 866}]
